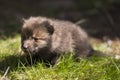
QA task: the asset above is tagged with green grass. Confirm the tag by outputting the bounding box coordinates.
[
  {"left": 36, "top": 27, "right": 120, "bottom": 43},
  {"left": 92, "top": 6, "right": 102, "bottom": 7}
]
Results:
[{"left": 0, "top": 35, "right": 120, "bottom": 80}]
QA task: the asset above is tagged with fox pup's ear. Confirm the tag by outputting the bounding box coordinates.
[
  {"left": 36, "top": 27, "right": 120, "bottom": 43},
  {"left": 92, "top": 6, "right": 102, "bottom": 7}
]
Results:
[
  {"left": 22, "top": 18, "right": 27, "bottom": 23},
  {"left": 42, "top": 21, "right": 54, "bottom": 35},
  {"left": 15, "top": 15, "right": 26, "bottom": 24}
]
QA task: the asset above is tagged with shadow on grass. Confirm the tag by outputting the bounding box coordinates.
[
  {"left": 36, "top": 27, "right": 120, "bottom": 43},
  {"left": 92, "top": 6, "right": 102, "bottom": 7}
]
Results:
[
  {"left": 0, "top": 55, "right": 27, "bottom": 72},
  {"left": 0, "top": 54, "right": 50, "bottom": 75},
  {"left": 0, "top": 54, "right": 44, "bottom": 75}
]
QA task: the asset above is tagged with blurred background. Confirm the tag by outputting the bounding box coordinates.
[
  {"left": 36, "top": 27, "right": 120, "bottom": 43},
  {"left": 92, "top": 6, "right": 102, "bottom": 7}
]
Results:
[{"left": 0, "top": 0, "right": 120, "bottom": 39}]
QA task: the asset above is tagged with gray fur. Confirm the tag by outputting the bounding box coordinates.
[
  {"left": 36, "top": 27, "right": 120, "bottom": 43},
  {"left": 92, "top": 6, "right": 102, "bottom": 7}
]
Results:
[{"left": 21, "top": 16, "right": 93, "bottom": 65}]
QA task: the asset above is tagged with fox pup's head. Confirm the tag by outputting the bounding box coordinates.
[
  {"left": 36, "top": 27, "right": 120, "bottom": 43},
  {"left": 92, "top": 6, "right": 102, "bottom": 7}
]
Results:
[{"left": 21, "top": 17, "right": 54, "bottom": 55}]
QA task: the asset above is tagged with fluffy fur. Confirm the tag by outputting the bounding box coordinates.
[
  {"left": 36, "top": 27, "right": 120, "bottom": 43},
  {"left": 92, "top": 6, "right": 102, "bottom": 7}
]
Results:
[{"left": 21, "top": 16, "right": 93, "bottom": 65}]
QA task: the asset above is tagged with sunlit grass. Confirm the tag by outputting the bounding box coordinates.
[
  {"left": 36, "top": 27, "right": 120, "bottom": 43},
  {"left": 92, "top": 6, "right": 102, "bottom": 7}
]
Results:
[{"left": 0, "top": 35, "right": 120, "bottom": 80}]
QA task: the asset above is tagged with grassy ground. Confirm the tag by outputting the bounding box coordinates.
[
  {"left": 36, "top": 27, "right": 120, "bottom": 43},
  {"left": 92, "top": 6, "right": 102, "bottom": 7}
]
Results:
[{"left": 0, "top": 34, "right": 120, "bottom": 80}]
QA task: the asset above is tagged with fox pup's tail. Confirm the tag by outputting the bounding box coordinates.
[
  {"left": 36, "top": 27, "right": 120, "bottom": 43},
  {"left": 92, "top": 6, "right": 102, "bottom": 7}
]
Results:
[{"left": 90, "top": 49, "right": 120, "bottom": 59}]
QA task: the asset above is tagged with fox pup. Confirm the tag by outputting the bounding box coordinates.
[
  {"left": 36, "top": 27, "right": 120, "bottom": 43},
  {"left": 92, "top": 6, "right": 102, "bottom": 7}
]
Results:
[{"left": 21, "top": 16, "right": 94, "bottom": 65}]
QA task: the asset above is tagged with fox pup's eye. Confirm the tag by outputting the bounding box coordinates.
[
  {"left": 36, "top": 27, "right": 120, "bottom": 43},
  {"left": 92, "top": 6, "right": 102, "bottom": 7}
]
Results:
[
  {"left": 32, "top": 37, "right": 39, "bottom": 41},
  {"left": 39, "top": 38, "right": 47, "bottom": 41}
]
